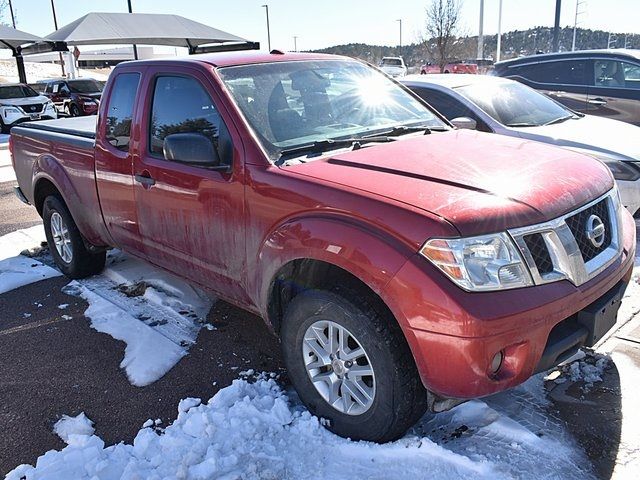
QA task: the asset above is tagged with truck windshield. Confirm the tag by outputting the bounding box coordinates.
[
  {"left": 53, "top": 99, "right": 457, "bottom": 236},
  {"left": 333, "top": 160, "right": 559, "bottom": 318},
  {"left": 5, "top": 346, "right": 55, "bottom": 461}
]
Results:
[
  {"left": 68, "top": 80, "right": 102, "bottom": 94},
  {"left": 0, "top": 85, "right": 39, "bottom": 99},
  {"left": 218, "top": 59, "right": 445, "bottom": 160},
  {"left": 457, "top": 80, "right": 575, "bottom": 127}
]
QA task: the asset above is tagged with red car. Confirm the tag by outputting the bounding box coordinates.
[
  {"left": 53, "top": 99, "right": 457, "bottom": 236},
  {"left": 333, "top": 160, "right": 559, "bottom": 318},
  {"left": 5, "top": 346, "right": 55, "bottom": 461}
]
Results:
[
  {"left": 421, "top": 60, "right": 478, "bottom": 74},
  {"left": 10, "top": 51, "right": 634, "bottom": 442},
  {"left": 43, "top": 78, "right": 102, "bottom": 116}
]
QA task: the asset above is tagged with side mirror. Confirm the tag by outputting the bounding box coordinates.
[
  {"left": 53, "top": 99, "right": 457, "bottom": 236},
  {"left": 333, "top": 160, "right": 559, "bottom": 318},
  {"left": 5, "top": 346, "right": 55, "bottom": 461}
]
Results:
[
  {"left": 163, "top": 133, "right": 230, "bottom": 172},
  {"left": 450, "top": 116, "right": 477, "bottom": 130}
]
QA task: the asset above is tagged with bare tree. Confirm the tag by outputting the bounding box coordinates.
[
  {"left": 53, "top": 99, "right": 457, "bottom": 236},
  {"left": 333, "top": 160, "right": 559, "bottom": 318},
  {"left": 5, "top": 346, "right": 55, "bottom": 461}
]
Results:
[{"left": 425, "top": 0, "right": 463, "bottom": 72}]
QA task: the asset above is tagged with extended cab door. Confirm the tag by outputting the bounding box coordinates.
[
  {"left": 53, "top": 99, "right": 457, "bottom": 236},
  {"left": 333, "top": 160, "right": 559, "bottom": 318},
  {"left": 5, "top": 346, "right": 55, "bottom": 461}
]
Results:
[
  {"left": 94, "top": 67, "right": 145, "bottom": 252},
  {"left": 132, "top": 67, "right": 247, "bottom": 299}
]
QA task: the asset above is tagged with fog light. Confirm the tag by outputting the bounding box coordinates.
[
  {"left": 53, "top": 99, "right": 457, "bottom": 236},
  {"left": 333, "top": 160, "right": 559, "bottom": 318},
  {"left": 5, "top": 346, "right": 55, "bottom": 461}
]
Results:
[{"left": 490, "top": 351, "right": 504, "bottom": 375}]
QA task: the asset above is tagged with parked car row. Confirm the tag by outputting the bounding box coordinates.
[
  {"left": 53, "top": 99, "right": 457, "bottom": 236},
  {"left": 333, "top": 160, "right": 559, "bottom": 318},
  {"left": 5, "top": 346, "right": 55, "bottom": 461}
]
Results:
[
  {"left": 10, "top": 50, "right": 637, "bottom": 443},
  {"left": 0, "top": 78, "right": 103, "bottom": 132},
  {"left": 402, "top": 73, "right": 640, "bottom": 216}
]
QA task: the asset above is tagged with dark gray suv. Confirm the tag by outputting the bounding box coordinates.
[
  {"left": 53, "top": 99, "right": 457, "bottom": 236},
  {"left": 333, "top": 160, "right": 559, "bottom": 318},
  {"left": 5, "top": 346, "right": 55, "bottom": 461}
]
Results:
[{"left": 493, "top": 49, "right": 640, "bottom": 126}]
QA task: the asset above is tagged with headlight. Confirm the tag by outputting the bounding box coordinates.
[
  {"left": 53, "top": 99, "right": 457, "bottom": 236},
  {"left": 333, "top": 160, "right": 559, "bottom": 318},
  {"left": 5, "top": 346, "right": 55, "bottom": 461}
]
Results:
[
  {"left": 1, "top": 106, "right": 21, "bottom": 115},
  {"left": 603, "top": 160, "right": 640, "bottom": 181},
  {"left": 420, "top": 232, "right": 533, "bottom": 291}
]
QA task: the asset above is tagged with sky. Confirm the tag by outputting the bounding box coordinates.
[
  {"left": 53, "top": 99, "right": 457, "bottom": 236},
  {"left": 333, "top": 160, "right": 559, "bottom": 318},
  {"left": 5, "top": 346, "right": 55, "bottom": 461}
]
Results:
[{"left": 2, "top": 0, "right": 639, "bottom": 53}]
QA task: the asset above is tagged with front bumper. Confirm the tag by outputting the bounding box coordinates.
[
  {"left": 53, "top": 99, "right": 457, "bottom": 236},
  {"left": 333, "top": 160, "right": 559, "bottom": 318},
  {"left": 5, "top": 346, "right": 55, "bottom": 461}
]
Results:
[
  {"left": 2, "top": 108, "right": 57, "bottom": 126},
  {"left": 382, "top": 208, "right": 636, "bottom": 400}
]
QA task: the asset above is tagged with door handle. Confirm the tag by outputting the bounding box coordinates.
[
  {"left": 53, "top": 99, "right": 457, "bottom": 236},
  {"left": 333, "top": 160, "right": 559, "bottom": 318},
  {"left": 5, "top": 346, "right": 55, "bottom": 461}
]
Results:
[
  {"left": 134, "top": 173, "right": 155, "bottom": 186},
  {"left": 588, "top": 98, "right": 607, "bottom": 106}
]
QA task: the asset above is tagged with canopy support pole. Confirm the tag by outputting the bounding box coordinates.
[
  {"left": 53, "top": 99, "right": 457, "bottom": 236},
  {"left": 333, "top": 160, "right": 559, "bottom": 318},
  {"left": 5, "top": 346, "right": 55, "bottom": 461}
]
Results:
[{"left": 0, "top": 40, "right": 27, "bottom": 84}]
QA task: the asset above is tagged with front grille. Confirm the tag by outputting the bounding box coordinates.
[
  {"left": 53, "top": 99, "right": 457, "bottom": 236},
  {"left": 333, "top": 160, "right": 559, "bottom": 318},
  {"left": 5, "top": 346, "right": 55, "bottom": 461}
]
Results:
[
  {"left": 21, "top": 103, "right": 44, "bottom": 113},
  {"left": 564, "top": 199, "right": 611, "bottom": 262},
  {"left": 524, "top": 233, "right": 554, "bottom": 274},
  {"left": 509, "top": 191, "right": 620, "bottom": 288}
]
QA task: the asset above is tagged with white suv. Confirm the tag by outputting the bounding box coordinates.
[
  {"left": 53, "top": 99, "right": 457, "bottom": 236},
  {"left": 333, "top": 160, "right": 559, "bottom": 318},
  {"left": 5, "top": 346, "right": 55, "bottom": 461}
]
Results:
[
  {"left": 0, "top": 83, "right": 57, "bottom": 133},
  {"left": 379, "top": 57, "right": 407, "bottom": 78}
]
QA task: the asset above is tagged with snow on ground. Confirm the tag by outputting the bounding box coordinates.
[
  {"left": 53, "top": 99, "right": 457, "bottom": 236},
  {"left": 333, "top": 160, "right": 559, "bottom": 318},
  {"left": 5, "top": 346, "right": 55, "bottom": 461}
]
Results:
[
  {"left": 0, "top": 59, "right": 109, "bottom": 83},
  {"left": 0, "top": 225, "right": 61, "bottom": 295},
  {"left": 7, "top": 373, "right": 594, "bottom": 480},
  {"left": 53, "top": 413, "right": 95, "bottom": 444},
  {"left": 62, "top": 250, "right": 215, "bottom": 386}
]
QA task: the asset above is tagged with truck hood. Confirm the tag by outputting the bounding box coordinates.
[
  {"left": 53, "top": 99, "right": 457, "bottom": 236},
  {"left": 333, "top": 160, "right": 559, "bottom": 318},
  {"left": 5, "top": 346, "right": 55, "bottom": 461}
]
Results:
[
  {"left": 0, "top": 95, "right": 49, "bottom": 106},
  {"left": 510, "top": 114, "right": 640, "bottom": 161},
  {"left": 287, "top": 130, "right": 614, "bottom": 236}
]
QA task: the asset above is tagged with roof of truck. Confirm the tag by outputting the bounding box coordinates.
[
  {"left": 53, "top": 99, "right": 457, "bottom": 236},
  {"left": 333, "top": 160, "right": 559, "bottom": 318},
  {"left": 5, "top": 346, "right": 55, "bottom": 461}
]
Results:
[{"left": 118, "top": 50, "right": 350, "bottom": 69}]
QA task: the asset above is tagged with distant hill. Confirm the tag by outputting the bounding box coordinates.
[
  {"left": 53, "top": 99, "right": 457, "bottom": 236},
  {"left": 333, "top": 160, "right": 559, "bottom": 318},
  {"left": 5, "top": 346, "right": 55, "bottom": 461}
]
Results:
[{"left": 311, "top": 26, "right": 640, "bottom": 67}]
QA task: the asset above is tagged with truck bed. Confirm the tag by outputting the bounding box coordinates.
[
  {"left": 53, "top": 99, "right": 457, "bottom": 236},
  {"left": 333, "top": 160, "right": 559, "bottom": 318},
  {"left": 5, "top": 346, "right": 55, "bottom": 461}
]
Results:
[{"left": 16, "top": 116, "right": 97, "bottom": 139}]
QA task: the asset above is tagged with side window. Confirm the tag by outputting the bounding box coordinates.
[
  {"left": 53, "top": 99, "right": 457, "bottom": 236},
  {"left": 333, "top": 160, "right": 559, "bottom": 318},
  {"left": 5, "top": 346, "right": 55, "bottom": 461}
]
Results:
[
  {"left": 149, "top": 75, "right": 230, "bottom": 164},
  {"left": 60, "top": 83, "right": 70, "bottom": 94},
  {"left": 595, "top": 60, "right": 640, "bottom": 89},
  {"left": 105, "top": 73, "right": 140, "bottom": 152},
  {"left": 413, "top": 88, "right": 490, "bottom": 132},
  {"left": 513, "top": 60, "right": 588, "bottom": 86}
]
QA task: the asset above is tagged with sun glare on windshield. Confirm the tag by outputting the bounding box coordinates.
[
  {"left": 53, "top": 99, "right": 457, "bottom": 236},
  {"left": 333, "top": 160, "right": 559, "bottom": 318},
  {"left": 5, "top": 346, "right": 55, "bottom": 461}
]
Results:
[{"left": 355, "top": 75, "right": 392, "bottom": 106}]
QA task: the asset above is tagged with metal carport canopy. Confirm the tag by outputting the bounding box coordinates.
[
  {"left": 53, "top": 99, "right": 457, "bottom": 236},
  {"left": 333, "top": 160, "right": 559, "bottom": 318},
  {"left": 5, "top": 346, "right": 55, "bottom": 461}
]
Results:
[
  {"left": 0, "top": 24, "right": 46, "bottom": 83},
  {"left": 43, "top": 12, "right": 251, "bottom": 52}
]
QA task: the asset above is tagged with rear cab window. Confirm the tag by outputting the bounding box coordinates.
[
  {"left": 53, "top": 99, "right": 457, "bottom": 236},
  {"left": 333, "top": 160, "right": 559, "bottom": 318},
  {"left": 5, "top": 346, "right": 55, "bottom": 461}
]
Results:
[{"left": 105, "top": 73, "right": 141, "bottom": 151}]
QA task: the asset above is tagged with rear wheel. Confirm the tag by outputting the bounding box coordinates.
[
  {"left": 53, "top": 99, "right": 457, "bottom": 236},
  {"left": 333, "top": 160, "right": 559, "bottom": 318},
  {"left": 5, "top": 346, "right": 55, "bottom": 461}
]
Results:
[
  {"left": 42, "top": 195, "right": 106, "bottom": 279},
  {"left": 281, "top": 289, "right": 427, "bottom": 442}
]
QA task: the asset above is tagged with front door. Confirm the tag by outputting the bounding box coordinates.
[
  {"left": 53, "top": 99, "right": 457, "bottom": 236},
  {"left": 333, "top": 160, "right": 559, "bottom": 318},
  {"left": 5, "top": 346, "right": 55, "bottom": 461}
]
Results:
[{"left": 133, "top": 68, "right": 246, "bottom": 299}]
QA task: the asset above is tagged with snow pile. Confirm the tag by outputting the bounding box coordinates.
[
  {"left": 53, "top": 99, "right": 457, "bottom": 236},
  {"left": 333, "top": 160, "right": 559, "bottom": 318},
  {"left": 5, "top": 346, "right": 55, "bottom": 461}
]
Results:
[
  {"left": 0, "top": 255, "right": 61, "bottom": 294},
  {"left": 568, "top": 356, "right": 609, "bottom": 384},
  {"left": 8, "top": 378, "right": 497, "bottom": 480},
  {"left": 0, "top": 226, "right": 61, "bottom": 294},
  {"left": 53, "top": 413, "right": 95, "bottom": 444},
  {"left": 8, "top": 374, "right": 596, "bottom": 480},
  {"left": 63, "top": 250, "right": 215, "bottom": 386}
]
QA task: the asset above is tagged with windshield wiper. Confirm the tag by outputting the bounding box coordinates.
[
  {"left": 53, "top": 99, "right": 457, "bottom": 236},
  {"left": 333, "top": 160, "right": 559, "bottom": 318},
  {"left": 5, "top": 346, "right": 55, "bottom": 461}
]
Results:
[
  {"left": 276, "top": 136, "right": 395, "bottom": 165},
  {"left": 543, "top": 114, "right": 576, "bottom": 126},
  {"left": 506, "top": 122, "right": 539, "bottom": 127},
  {"left": 383, "top": 125, "right": 433, "bottom": 136}
]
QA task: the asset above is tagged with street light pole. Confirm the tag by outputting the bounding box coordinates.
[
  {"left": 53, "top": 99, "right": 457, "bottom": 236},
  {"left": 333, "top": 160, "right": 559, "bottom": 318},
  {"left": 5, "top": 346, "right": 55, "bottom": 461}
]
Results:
[
  {"left": 496, "top": 0, "right": 503, "bottom": 62},
  {"left": 262, "top": 5, "right": 271, "bottom": 52},
  {"left": 293, "top": 36, "right": 298, "bottom": 52},
  {"left": 8, "top": 0, "right": 16, "bottom": 28},
  {"left": 50, "top": 0, "right": 66, "bottom": 77},
  {"left": 396, "top": 19, "right": 402, "bottom": 57},
  {"left": 477, "top": 0, "right": 484, "bottom": 60},
  {"left": 552, "top": 0, "right": 562, "bottom": 52},
  {"left": 127, "top": 0, "right": 139, "bottom": 60}
]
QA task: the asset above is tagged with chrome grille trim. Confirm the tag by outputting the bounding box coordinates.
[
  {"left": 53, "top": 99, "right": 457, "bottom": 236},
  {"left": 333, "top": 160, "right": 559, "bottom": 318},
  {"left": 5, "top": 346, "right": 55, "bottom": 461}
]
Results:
[{"left": 508, "top": 189, "right": 622, "bottom": 287}]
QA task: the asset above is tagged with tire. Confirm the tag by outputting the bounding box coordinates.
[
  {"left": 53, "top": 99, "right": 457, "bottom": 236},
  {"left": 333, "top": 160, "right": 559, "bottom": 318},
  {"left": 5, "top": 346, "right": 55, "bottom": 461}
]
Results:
[
  {"left": 0, "top": 119, "right": 9, "bottom": 134},
  {"left": 42, "top": 195, "right": 106, "bottom": 279},
  {"left": 281, "top": 289, "right": 427, "bottom": 442},
  {"left": 69, "top": 104, "right": 81, "bottom": 117}
]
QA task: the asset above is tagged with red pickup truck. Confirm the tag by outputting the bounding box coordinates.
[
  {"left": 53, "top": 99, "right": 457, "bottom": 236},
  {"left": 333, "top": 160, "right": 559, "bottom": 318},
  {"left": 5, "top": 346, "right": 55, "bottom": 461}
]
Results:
[{"left": 10, "top": 51, "right": 635, "bottom": 442}]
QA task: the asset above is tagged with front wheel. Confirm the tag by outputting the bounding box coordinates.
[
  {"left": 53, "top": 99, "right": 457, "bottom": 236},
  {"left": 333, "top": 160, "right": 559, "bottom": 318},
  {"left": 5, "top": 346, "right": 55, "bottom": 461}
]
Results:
[
  {"left": 43, "top": 195, "right": 106, "bottom": 279},
  {"left": 281, "top": 289, "right": 427, "bottom": 442},
  {"left": 69, "top": 104, "right": 81, "bottom": 117}
]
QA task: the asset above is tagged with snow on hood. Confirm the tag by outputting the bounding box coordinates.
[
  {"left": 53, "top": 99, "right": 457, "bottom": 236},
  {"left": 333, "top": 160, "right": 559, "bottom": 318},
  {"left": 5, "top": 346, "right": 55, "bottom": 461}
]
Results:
[{"left": 511, "top": 114, "right": 640, "bottom": 162}]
